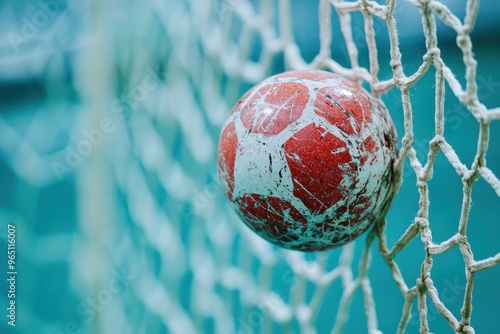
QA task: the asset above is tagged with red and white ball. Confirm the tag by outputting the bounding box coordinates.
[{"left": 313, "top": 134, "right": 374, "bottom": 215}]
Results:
[{"left": 217, "top": 70, "right": 398, "bottom": 251}]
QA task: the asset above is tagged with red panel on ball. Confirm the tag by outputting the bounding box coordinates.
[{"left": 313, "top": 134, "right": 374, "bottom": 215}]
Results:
[
  {"left": 284, "top": 124, "right": 356, "bottom": 214},
  {"left": 360, "top": 135, "right": 379, "bottom": 166},
  {"left": 240, "top": 82, "right": 309, "bottom": 135},
  {"left": 217, "top": 123, "right": 238, "bottom": 198},
  {"left": 239, "top": 194, "right": 307, "bottom": 243},
  {"left": 314, "top": 86, "right": 371, "bottom": 134}
]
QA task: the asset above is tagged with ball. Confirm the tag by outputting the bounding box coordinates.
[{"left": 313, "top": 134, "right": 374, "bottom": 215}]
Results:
[{"left": 217, "top": 70, "right": 398, "bottom": 251}]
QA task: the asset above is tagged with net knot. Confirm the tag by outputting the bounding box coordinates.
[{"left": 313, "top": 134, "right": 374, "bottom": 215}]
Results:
[
  {"left": 429, "top": 135, "right": 444, "bottom": 146},
  {"left": 415, "top": 217, "right": 429, "bottom": 229},
  {"left": 416, "top": 277, "right": 428, "bottom": 293},
  {"left": 424, "top": 47, "right": 441, "bottom": 60},
  {"left": 456, "top": 34, "right": 469, "bottom": 48},
  {"left": 456, "top": 234, "right": 468, "bottom": 245},
  {"left": 460, "top": 325, "right": 476, "bottom": 334},
  {"left": 423, "top": 277, "right": 433, "bottom": 288}
]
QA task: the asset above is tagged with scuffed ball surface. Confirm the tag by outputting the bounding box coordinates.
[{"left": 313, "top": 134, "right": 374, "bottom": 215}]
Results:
[{"left": 217, "top": 70, "right": 398, "bottom": 251}]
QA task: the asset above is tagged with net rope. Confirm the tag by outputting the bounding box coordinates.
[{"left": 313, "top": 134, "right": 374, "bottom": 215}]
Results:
[{"left": 1, "top": 0, "right": 499, "bottom": 333}]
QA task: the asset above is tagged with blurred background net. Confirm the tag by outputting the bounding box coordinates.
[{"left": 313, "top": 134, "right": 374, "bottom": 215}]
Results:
[{"left": 0, "top": 0, "right": 499, "bottom": 333}]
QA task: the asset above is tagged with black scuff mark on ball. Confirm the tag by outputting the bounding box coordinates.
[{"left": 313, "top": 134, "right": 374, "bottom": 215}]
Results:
[{"left": 384, "top": 132, "right": 395, "bottom": 148}]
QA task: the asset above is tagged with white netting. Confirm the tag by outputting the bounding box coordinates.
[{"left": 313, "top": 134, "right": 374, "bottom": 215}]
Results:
[{"left": 0, "top": 0, "right": 499, "bottom": 333}]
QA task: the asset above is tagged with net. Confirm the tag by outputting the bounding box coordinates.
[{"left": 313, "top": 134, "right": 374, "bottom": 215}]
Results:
[{"left": 0, "top": 0, "right": 499, "bottom": 333}]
